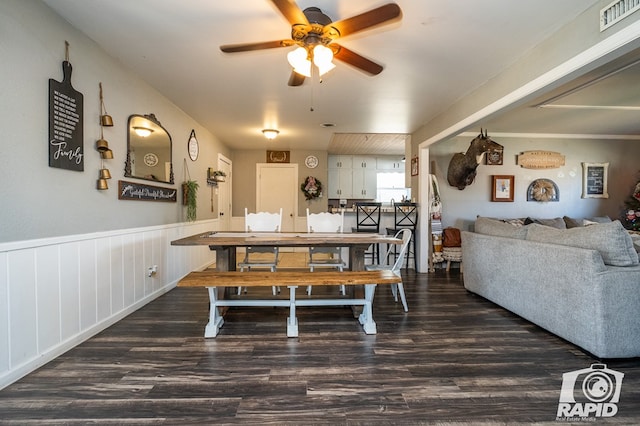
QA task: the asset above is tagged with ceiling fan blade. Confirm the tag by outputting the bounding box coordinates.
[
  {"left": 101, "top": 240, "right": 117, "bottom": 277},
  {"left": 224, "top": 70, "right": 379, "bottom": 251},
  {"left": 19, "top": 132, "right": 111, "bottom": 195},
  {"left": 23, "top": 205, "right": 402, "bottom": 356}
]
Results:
[
  {"left": 333, "top": 44, "right": 383, "bottom": 76},
  {"left": 288, "top": 71, "right": 306, "bottom": 86},
  {"left": 325, "top": 3, "right": 401, "bottom": 38},
  {"left": 220, "top": 40, "right": 294, "bottom": 53},
  {"left": 270, "top": 0, "right": 309, "bottom": 26}
]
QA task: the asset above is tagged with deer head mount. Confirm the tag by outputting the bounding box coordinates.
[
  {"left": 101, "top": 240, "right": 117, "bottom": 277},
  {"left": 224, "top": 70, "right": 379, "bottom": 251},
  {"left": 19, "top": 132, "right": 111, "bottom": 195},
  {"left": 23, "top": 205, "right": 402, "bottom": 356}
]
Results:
[{"left": 447, "top": 130, "right": 503, "bottom": 190}]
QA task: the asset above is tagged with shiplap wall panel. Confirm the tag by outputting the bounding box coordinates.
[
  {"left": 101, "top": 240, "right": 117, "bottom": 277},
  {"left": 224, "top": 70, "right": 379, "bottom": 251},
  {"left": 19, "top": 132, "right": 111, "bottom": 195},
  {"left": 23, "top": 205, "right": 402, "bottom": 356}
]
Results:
[
  {"left": 0, "top": 252, "right": 9, "bottom": 373},
  {"left": 79, "top": 240, "right": 97, "bottom": 331},
  {"left": 110, "top": 236, "right": 124, "bottom": 315},
  {"left": 36, "top": 245, "right": 61, "bottom": 352},
  {"left": 96, "top": 238, "right": 112, "bottom": 323},
  {"left": 0, "top": 220, "right": 219, "bottom": 389},
  {"left": 122, "top": 234, "right": 136, "bottom": 308},
  {"left": 60, "top": 242, "right": 81, "bottom": 341},
  {"left": 8, "top": 249, "right": 37, "bottom": 367}
]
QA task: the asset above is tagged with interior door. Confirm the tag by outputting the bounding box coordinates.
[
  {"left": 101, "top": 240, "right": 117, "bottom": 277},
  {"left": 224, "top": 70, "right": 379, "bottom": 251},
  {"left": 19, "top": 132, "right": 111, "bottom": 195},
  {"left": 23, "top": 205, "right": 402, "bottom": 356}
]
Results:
[
  {"left": 256, "top": 163, "right": 298, "bottom": 232},
  {"left": 218, "top": 155, "right": 232, "bottom": 231}
]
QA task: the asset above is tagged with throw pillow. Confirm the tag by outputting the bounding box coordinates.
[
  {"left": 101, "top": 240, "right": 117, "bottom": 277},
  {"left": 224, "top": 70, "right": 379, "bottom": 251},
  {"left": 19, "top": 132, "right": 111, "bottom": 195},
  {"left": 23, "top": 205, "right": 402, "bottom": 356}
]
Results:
[
  {"left": 563, "top": 216, "right": 583, "bottom": 228},
  {"left": 475, "top": 217, "right": 529, "bottom": 239},
  {"left": 525, "top": 220, "right": 639, "bottom": 266},
  {"left": 524, "top": 217, "right": 567, "bottom": 229}
]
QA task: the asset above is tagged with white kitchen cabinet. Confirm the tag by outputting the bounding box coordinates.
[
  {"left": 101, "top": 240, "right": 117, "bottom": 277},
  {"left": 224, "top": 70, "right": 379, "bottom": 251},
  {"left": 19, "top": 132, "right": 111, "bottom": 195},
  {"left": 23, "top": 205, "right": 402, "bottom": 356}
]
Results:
[
  {"left": 328, "top": 155, "right": 352, "bottom": 169},
  {"left": 327, "top": 168, "right": 353, "bottom": 198},
  {"left": 351, "top": 155, "right": 376, "bottom": 169},
  {"left": 352, "top": 169, "right": 377, "bottom": 199},
  {"left": 376, "top": 156, "right": 405, "bottom": 170}
]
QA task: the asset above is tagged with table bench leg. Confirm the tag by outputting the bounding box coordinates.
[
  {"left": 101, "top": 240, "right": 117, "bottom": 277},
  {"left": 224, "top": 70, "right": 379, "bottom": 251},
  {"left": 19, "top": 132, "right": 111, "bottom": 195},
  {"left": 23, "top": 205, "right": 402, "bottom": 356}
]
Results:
[
  {"left": 205, "top": 287, "right": 225, "bottom": 337},
  {"left": 287, "top": 285, "right": 299, "bottom": 337},
  {"left": 358, "top": 284, "right": 378, "bottom": 334}
]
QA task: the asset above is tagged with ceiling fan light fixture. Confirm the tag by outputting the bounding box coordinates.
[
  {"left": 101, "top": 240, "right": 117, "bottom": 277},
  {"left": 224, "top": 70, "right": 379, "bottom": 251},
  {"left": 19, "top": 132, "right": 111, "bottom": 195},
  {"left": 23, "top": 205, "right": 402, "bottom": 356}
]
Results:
[
  {"left": 313, "top": 44, "right": 335, "bottom": 76},
  {"left": 287, "top": 47, "right": 311, "bottom": 77},
  {"left": 262, "top": 129, "right": 280, "bottom": 140}
]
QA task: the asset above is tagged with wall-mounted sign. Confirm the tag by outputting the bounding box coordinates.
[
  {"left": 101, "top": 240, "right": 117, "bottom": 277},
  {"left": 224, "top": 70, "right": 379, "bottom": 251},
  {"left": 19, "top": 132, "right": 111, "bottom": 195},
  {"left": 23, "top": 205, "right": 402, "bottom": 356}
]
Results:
[
  {"left": 582, "top": 162, "right": 609, "bottom": 199},
  {"left": 266, "top": 150, "right": 290, "bottom": 163},
  {"left": 517, "top": 151, "right": 565, "bottom": 169},
  {"left": 118, "top": 180, "right": 177, "bottom": 202},
  {"left": 48, "top": 60, "right": 84, "bottom": 171}
]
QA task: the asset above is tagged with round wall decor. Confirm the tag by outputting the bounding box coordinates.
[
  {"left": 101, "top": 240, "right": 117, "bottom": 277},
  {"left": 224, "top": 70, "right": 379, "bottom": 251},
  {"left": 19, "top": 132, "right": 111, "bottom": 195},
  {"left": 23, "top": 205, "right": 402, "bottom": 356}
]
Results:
[
  {"left": 305, "top": 155, "right": 318, "bottom": 168},
  {"left": 527, "top": 178, "right": 559, "bottom": 202},
  {"left": 187, "top": 129, "right": 199, "bottom": 161},
  {"left": 143, "top": 152, "right": 158, "bottom": 167}
]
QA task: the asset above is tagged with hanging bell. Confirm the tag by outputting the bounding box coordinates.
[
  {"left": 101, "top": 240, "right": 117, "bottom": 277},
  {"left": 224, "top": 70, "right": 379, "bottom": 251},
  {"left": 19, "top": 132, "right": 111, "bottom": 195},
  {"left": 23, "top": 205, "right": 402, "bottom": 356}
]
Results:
[
  {"left": 99, "top": 168, "right": 112, "bottom": 179},
  {"left": 100, "top": 148, "right": 114, "bottom": 159},
  {"left": 95, "top": 139, "right": 109, "bottom": 152},
  {"left": 100, "top": 114, "right": 114, "bottom": 127},
  {"left": 96, "top": 178, "right": 109, "bottom": 190}
]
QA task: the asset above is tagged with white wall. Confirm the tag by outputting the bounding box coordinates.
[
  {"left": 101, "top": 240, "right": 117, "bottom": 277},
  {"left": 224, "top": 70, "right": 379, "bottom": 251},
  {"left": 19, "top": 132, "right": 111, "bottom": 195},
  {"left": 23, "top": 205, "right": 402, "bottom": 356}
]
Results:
[
  {"left": 0, "top": 1, "right": 231, "bottom": 388},
  {"left": 0, "top": 0, "right": 229, "bottom": 244},
  {"left": 430, "top": 135, "right": 638, "bottom": 231}
]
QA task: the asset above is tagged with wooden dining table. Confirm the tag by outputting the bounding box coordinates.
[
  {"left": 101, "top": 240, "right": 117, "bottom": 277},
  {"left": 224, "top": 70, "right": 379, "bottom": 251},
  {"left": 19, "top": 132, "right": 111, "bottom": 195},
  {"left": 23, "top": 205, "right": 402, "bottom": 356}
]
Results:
[{"left": 170, "top": 231, "right": 402, "bottom": 272}]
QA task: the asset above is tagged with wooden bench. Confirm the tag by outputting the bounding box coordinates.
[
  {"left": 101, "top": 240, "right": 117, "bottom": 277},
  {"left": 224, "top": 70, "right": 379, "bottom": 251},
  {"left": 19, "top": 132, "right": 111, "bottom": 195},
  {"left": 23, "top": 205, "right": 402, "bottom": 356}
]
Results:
[{"left": 178, "top": 270, "right": 402, "bottom": 338}]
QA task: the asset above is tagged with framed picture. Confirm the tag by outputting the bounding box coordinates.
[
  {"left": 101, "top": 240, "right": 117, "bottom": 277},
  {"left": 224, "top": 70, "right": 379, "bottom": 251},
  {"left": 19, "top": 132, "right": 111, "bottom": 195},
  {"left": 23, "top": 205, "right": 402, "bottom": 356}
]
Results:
[
  {"left": 411, "top": 156, "right": 419, "bottom": 176},
  {"left": 266, "top": 150, "right": 290, "bottom": 163},
  {"left": 486, "top": 148, "right": 503, "bottom": 165},
  {"left": 582, "top": 162, "right": 609, "bottom": 198},
  {"left": 491, "top": 175, "right": 514, "bottom": 202}
]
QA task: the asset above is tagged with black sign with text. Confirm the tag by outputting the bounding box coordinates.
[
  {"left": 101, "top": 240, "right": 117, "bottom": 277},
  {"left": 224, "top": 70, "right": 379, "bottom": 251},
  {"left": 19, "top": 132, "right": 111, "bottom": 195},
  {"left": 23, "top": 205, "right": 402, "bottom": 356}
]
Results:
[
  {"left": 48, "top": 61, "right": 84, "bottom": 171},
  {"left": 118, "top": 180, "right": 177, "bottom": 202}
]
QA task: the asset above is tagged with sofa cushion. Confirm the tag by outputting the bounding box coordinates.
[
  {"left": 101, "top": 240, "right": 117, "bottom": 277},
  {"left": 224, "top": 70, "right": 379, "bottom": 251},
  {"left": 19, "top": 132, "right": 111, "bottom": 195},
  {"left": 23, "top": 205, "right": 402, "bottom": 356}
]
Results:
[
  {"left": 563, "top": 215, "right": 612, "bottom": 228},
  {"left": 524, "top": 217, "right": 566, "bottom": 229},
  {"left": 475, "top": 217, "right": 529, "bottom": 239},
  {"left": 525, "top": 220, "right": 639, "bottom": 266}
]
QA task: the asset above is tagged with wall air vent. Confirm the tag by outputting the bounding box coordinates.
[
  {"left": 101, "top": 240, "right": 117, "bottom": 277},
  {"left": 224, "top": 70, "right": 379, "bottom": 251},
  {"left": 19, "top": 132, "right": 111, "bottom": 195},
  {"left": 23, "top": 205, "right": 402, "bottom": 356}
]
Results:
[{"left": 601, "top": 0, "right": 640, "bottom": 31}]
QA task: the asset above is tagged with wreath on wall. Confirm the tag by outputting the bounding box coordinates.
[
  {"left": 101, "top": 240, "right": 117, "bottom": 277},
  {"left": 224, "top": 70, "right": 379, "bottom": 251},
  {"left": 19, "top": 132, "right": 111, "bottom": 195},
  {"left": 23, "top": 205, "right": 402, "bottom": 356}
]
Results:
[
  {"left": 301, "top": 176, "right": 322, "bottom": 200},
  {"left": 527, "top": 178, "right": 559, "bottom": 202}
]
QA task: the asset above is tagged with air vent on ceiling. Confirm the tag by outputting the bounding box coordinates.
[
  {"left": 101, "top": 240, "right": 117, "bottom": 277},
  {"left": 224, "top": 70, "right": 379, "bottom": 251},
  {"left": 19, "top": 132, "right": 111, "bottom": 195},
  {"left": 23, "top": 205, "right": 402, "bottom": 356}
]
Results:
[{"left": 600, "top": 0, "right": 640, "bottom": 31}]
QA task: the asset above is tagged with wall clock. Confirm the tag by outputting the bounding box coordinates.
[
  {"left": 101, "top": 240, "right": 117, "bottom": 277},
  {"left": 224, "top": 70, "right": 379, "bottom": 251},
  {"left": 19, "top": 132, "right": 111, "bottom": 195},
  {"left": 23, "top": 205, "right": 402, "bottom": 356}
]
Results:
[
  {"left": 143, "top": 152, "right": 158, "bottom": 167},
  {"left": 305, "top": 155, "right": 318, "bottom": 169},
  {"left": 188, "top": 129, "right": 199, "bottom": 161}
]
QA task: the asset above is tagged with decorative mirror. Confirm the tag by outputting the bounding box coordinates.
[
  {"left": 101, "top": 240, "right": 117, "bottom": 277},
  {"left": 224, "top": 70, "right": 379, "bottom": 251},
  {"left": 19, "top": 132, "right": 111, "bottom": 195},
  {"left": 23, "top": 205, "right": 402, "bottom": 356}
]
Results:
[{"left": 125, "top": 113, "right": 174, "bottom": 184}]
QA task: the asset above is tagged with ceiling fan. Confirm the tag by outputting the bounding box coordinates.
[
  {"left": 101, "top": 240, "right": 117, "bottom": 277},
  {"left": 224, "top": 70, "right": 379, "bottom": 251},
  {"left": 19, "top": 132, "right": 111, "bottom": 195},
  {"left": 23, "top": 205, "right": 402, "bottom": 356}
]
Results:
[{"left": 220, "top": 1, "right": 402, "bottom": 86}]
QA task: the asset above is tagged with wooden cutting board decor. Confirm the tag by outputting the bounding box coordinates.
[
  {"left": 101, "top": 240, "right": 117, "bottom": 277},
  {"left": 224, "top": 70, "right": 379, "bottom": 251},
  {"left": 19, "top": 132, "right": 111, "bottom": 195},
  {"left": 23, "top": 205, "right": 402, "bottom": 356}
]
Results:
[{"left": 517, "top": 151, "right": 565, "bottom": 169}]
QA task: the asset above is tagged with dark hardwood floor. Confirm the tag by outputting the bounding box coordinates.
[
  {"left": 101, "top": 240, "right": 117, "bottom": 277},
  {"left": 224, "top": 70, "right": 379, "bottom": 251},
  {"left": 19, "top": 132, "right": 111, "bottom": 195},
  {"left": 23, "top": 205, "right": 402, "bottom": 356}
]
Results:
[{"left": 1, "top": 268, "right": 639, "bottom": 425}]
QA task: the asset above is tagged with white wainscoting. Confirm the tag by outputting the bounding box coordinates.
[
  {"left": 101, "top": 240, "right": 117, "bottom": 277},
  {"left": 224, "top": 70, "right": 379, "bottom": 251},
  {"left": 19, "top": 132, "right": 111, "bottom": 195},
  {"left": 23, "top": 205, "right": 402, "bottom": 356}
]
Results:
[{"left": 0, "top": 220, "right": 219, "bottom": 389}]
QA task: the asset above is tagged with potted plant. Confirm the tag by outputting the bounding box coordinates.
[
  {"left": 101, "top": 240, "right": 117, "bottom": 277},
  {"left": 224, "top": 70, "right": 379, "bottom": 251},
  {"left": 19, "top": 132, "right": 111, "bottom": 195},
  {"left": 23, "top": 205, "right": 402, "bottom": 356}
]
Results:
[{"left": 182, "top": 179, "right": 199, "bottom": 222}]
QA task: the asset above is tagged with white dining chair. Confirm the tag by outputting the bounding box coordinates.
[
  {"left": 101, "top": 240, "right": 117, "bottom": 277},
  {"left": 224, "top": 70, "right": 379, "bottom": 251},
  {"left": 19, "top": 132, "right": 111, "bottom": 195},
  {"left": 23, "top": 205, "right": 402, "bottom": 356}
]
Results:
[
  {"left": 365, "top": 228, "right": 412, "bottom": 312},
  {"left": 306, "top": 208, "right": 346, "bottom": 295},
  {"left": 238, "top": 207, "right": 282, "bottom": 295}
]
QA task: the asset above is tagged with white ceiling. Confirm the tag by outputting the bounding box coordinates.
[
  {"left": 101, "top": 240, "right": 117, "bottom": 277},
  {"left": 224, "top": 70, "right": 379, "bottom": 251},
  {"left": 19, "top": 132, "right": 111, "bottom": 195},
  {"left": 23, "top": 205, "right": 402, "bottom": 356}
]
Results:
[{"left": 44, "top": 0, "right": 618, "bottom": 154}]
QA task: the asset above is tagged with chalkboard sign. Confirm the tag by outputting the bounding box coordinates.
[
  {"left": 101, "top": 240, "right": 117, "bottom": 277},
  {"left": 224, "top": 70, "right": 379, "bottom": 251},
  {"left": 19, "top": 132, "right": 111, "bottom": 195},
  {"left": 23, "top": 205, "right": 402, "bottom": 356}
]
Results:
[
  {"left": 582, "top": 162, "right": 609, "bottom": 199},
  {"left": 49, "top": 61, "right": 84, "bottom": 171},
  {"left": 118, "top": 180, "right": 177, "bottom": 202}
]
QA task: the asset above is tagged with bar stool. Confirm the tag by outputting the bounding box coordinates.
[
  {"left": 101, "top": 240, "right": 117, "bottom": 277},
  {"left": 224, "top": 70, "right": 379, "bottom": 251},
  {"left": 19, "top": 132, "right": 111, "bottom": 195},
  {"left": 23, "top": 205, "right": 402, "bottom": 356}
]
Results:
[
  {"left": 351, "top": 202, "right": 381, "bottom": 264},
  {"left": 385, "top": 202, "right": 418, "bottom": 269}
]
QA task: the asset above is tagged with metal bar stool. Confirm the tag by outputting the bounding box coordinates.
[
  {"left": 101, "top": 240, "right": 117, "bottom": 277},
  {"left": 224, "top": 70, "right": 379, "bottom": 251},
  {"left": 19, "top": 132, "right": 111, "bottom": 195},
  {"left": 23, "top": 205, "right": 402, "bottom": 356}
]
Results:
[
  {"left": 385, "top": 202, "right": 418, "bottom": 269},
  {"left": 351, "top": 202, "right": 382, "bottom": 264}
]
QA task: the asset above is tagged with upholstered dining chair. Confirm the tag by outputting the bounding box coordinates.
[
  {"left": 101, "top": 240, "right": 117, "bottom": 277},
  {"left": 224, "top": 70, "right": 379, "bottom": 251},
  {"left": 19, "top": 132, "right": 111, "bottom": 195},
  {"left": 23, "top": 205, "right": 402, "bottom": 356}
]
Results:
[
  {"left": 306, "top": 208, "right": 346, "bottom": 295},
  {"left": 238, "top": 207, "right": 282, "bottom": 295},
  {"left": 365, "top": 228, "right": 412, "bottom": 312}
]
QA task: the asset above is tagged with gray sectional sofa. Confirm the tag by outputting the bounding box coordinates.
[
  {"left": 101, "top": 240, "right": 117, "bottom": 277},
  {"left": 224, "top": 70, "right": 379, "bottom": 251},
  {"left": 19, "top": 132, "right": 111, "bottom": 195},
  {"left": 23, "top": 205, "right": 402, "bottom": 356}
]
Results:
[{"left": 462, "top": 217, "right": 640, "bottom": 358}]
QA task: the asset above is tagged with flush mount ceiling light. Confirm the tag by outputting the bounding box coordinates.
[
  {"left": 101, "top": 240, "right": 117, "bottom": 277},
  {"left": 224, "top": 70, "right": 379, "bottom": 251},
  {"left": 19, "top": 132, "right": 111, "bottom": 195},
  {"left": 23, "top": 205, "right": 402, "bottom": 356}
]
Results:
[
  {"left": 262, "top": 129, "right": 280, "bottom": 140},
  {"left": 220, "top": 2, "right": 401, "bottom": 87},
  {"left": 133, "top": 126, "right": 153, "bottom": 137}
]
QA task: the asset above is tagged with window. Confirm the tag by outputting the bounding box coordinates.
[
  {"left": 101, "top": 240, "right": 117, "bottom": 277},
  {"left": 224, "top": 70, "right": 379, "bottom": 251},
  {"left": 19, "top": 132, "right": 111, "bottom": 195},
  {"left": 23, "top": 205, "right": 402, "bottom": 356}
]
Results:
[{"left": 376, "top": 172, "right": 410, "bottom": 203}]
